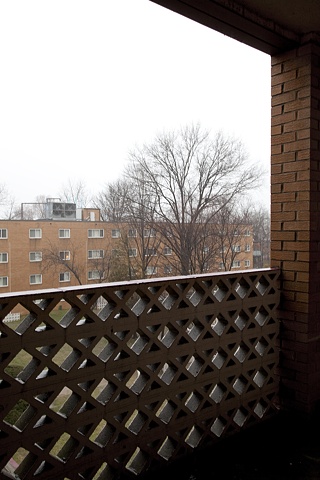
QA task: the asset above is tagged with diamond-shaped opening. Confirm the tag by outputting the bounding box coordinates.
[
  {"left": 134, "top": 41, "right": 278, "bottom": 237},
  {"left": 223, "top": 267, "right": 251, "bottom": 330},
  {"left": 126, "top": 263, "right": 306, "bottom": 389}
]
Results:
[
  {"left": 185, "top": 392, "right": 202, "bottom": 412},
  {"left": 92, "top": 336, "right": 116, "bottom": 362},
  {"left": 91, "top": 378, "right": 114, "bottom": 404},
  {"left": 93, "top": 295, "right": 108, "bottom": 312},
  {"left": 125, "top": 410, "right": 148, "bottom": 435},
  {"left": 130, "top": 295, "right": 148, "bottom": 317},
  {"left": 91, "top": 420, "right": 115, "bottom": 447},
  {"left": 96, "top": 296, "right": 117, "bottom": 322},
  {"left": 211, "top": 417, "right": 226, "bottom": 437},
  {"left": 156, "top": 400, "right": 176, "bottom": 423},
  {"left": 253, "top": 369, "right": 267, "bottom": 388},
  {"left": 185, "top": 355, "right": 204, "bottom": 377},
  {"left": 255, "top": 338, "right": 268, "bottom": 356},
  {"left": 5, "top": 350, "right": 38, "bottom": 382},
  {"left": 159, "top": 325, "right": 178, "bottom": 347},
  {"left": 254, "top": 400, "right": 268, "bottom": 419},
  {"left": 233, "top": 376, "right": 248, "bottom": 395},
  {"left": 209, "top": 383, "right": 227, "bottom": 404},
  {"left": 125, "top": 290, "right": 143, "bottom": 309},
  {"left": 233, "top": 408, "right": 248, "bottom": 427},
  {"left": 213, "top": 281, "right": 229, "bottom": 302},
  {"left": 77, "top": 400, "right": 95, "bottom": 414},
  {"left": 4, "top": 399, "right": 33, "bottom": 430},
  {"left": 235, "top": 279, "right": 250, "bottom": 299},
  {"left": 126, "top": 369, "right": 149, "bottom": 394},
  {"left": 76, "top": 314, "right": 96, "bottom": 326},
  {"left": 158, "top": 363, "right": 177, "bottom": 385},
  {"left": 129, "top": 332, "right": 149, "bottom": 355},
  {"left": 234, "top": 311, "right": 249, "bottom": 331},
  {"left": 50, "top": 301, "right": 74, "bottom": 327},
  {"left": 92, "top": 462, "right": 112, "bottom": 480},
  {"left": 212, "top": 349, "right": 227, "bottom": 369},
  {"left": 78, "top": 336, "right": 96, "bottom": 348},
  {"left": 126, "top": 447, "right": 148, "bottom": 475},
  {"left": 255, "top": 276, "right": 269, "bottom": 295},
  {"left": 35, "top": 344, "right": 57, "bottom": 358},
  {"left": 157, "top": 437, "right": 177, "bottom": 460},
  {"left": 186, "top": 319, "right": 203, "bottom": 341},
  {"left": 185, "top": 426, "right": 202, "bottom": 448},
  {"left": 50, "top": 432, "right": 79, "bottom": 461},
  {"left": 4, "top": 447, "right": 29, "bottom": 475},
  {"left": 255, "top": 307, "right": 269, "bottom": 326},
  {"left": 34, "top": 391, "right": 54, "bottom": 404},
  {"left": 234, "top": 343, "right": 250, "bottom": 363},
  {"left": 211, "top": 315, "right": 228, "bottom": 336},
  {"left": 3, "top": 304, "right": 30, "bottom": 333},
  {"left": 161, "top": 286, "right": 179, "bottom": 310},
  {"left": 188, "top": 285, "right": 204, "bottom": 306},
  {"left": 52, "top": 344, "right": 80, "bottom": 371},
  {"left": 49, "top": 388, "right": 79, "bottom": 417}
]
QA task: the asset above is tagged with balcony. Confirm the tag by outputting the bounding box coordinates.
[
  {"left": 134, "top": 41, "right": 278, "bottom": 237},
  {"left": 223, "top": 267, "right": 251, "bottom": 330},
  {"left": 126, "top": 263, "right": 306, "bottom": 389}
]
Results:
[{"left": 0, "top": 268, "right": 280, "bottom": 479}]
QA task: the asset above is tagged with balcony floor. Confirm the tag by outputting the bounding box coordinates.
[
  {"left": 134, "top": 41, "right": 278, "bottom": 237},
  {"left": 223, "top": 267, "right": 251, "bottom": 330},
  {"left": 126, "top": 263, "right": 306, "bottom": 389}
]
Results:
[{"left": 142, "top": 413, "right": 320, "bottom": 480}]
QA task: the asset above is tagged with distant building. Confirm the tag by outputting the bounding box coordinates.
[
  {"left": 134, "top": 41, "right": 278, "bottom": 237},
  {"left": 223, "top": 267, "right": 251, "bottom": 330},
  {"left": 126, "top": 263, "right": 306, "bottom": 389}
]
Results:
[{"left": 0, "top": 200, "right": 254, "bottom": 295}]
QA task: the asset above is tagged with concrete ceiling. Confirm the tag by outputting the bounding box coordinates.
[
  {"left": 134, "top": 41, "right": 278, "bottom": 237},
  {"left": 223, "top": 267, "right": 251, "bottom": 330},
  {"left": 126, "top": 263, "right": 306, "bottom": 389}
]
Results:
[{"left": 150, "top": 0, "right": 320, "bottom": 55}]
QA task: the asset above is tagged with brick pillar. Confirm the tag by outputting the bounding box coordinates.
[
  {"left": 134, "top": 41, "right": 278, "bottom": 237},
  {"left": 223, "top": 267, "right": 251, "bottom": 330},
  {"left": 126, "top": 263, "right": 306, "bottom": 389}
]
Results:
[{"left": 271, "top": 41, "right": 320, "bottom": 415}]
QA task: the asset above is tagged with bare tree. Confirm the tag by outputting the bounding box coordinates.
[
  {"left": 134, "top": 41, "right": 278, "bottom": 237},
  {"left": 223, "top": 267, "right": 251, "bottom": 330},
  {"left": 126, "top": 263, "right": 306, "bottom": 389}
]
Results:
[
  {"left": 0, "top": 184, "right": 19, "bottom": 219},
  {"left": 93, "top": 180, "right": 131, "bottom": 221},
  {"left": 59, "top": 179, "right": 90, "bottom": 208},
  {"left": 128, "top": 124, "right": 263, "bottom": 275},
  {"left": 249, "top": 206, "right": 270, "bottom": 268},
  {"left": 213, "top": 203, "right": 252, "bottom": 271},
  {"left": 95, "top": 174, "right": 163, "bottom": 279},
  {"left": 42, "top": 240, "right": 86, "bottom": 285}
]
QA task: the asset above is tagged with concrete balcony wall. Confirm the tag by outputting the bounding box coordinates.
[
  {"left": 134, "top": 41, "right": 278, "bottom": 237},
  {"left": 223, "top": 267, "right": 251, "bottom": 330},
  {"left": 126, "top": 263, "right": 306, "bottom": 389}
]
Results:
[{"left": 0, "top": 269, "right": 279, "bottom": 479}]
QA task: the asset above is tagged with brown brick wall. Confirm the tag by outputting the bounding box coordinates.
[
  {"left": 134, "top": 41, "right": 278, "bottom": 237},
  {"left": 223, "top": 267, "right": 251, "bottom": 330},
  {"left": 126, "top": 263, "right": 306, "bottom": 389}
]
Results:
[
  {"left": 271, "top": 42, "right": 320, "bottom": 414},
  {"left": 0, "top": 219, "right": 254, "bottom": 294}
]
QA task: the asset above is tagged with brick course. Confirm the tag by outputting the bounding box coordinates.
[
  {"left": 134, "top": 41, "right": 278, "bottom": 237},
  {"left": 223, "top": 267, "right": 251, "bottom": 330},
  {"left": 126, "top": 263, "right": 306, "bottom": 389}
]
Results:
[{"left": 271, "top": 42, "right": 320, "bottom": 414}]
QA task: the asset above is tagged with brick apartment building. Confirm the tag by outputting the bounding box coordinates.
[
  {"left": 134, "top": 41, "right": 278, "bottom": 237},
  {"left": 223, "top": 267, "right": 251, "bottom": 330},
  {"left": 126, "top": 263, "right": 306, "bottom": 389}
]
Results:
[{"left": 0, "top": 200, "right": 254, "bottom": 294}]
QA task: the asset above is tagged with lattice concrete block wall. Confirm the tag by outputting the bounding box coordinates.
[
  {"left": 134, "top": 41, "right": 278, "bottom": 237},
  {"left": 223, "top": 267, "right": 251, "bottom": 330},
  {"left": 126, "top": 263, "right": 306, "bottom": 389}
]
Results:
[{"left": 0, "top": 269, "right": 279, "bottom": 479}]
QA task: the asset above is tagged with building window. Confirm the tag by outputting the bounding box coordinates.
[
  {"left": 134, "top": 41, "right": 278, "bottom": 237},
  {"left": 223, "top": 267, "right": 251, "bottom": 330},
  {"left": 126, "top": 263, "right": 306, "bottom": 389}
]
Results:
[
  {"left": 203, "top": 246, "right": 209, "bottom": 254},
  {"left": 143, "top": 228, "right": 156, "bottom": 237},
  {"left": 111, "top": 229, "right": 120, "bottom": 238},
  {"left": 29, "top": 228, "right": 42, "bottom": 239},
  {"left": 144, "top": 248, "right": 157, "bottom": 256},
  {"left": 30, "top": 274, "right": 42, "bottom": 285},
  {"left": 245, "top": 229, "right": 251, "bottom": 236},
  {"left": 29, "top": 251, "right": 42, "bottom": 262},
  {"left": 0, "top": 252, "right": 8, "bottom": 263},
  {"left": 245, "top": 260, "right": 251, "bottom": 267},
  {"left": 59, "top": 272, "right": 70, "bottom": 282},
  {"left": 88, "top": 270, "right": 101, "bottom": 280},
  {"left": 0, "top": 229, "right": 8, "bottom": 239},
  {"left": 128, "top": 229, "right": 137, "bottom": 238},
  {"left": 0, "top": 276, "right": 8, "bottom": 286},
  {"left": 128, "top": 248, "right": 137, "bottom": 257},
  {"left": 163, "top": 247, "right": 172, "bottom": 255},
  {"left": 232, "top": 245, "right": 241, "bottom": 252},
  {"left": 245, "top": 244, "right": 251, "bottom": 252},
  {"left": 164, "top": 265, "right": 172, "bottom": 274},
  {"left": 59, "top": 251, "right": 71, "bottom": 261},
  {"left": 231, "top": 261, "right": 241, "bottom": 268},
  {"left": 88, "top": 249, "right": 104, "bottom": 259},
  {"left": 59, "top": 229, "right": 70, "bottom": 238},
  {"left": 88, "top": 229, "right": 104, "bottom": 238},
  {"left": 145, "top": 266, "right": 157, "bottom": 275}
]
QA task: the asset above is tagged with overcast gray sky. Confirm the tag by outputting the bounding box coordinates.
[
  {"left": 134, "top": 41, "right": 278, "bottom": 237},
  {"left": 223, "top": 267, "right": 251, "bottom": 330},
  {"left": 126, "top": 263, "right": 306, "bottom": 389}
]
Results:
[{"left": 0, "top": 0, "right": 271, "bottom": 207}]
